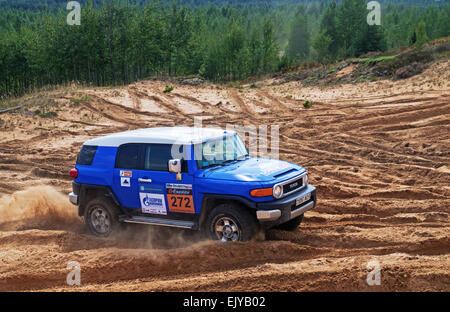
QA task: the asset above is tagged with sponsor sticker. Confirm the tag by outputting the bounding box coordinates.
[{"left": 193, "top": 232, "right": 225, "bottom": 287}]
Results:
[
  {"left": 120, "top": 170, "right": 132, "bottom": 177},
  {"left": 166, "top": 184, "right": 195, "bottom": 214},
  {"left": 120, "top": 177, "right": 130, "bottom": 187},
  {"left": 140, "top": 193, "right": 167, "bottom": 215}
]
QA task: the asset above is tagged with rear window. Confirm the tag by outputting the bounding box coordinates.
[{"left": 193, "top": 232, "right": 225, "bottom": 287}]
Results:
[
  {"left": 77, "top": 145, "right": 98, "bottom": 166},
  {"left": 115, "top": 143, "right": 188, "bottom": 171},
  {"left": 116, "top": 144, "right": 140, "bottom": 169}
]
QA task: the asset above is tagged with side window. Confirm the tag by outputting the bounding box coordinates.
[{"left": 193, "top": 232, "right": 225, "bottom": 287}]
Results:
[
  {"left": 116, "top": 144, "right": 140, "bottom": 169},
  {"left": 77, "top": 145, "right": 98, "bottom": 166},
  {"left": 144, "top": 144, "right": 187, "bottom": 172}
]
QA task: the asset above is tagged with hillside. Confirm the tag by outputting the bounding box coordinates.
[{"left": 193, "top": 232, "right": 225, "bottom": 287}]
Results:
[{"left": 1, "top": 0, "right": 448, "bottom": 99}]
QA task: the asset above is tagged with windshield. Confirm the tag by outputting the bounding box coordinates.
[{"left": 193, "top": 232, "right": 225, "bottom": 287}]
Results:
[{"left": 195, "top": 134, "right": 248, "bottom": 169}]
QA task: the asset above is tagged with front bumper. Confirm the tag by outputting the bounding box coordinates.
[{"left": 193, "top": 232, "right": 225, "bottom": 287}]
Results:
[
  {"left": 255, "top": 184, "right": 316, "bottom": 228},
  {"left": 69, "top": 192, "right": 79, "bottom": 206}
]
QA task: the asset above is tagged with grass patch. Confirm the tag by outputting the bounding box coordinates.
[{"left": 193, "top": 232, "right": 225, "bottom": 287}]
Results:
[
  {"left": 33, "top": 109, "right": 57, "bottom": 118},
  {"left": 358, "top": 55, "right": 397, "bottom": 63},
  {"left": 226, "top": 81, "right": 242, "bottom": 89},
  {"left": 72, "top": 95, "right": 92, "bottom": 105},
  {"left": 163, "top": 85, "right": 174, "bottom": 93}
]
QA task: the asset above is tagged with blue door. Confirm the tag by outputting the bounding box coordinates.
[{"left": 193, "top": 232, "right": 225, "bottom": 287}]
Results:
[
  {"left": 135, "top": 144, "right": 195, "bottom": 217},
  {"left": 112, "top": 144, "right": 141, "bottom": 209}
]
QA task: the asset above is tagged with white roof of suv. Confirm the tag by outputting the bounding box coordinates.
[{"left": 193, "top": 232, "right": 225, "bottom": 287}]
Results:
[{"left": 84, "top": 127, "right": 236, "bottom": 147}]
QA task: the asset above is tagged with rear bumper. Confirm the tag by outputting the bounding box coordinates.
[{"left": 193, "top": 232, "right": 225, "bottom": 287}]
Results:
[
  {"left": 255, "top": 184, "right": 316, "bottom": 228},
  {"left": 69, "top": 192, "right": 79, "bottom": 206}
]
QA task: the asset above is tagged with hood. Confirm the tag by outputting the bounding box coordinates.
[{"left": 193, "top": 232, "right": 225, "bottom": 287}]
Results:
[{"left": 199, "top": 157, "right": 304, "bottom": 182}]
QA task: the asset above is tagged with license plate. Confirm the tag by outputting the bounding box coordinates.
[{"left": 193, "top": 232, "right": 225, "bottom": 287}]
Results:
[{"left": 295, "top": 193, "right": 311, "bottom": 206}]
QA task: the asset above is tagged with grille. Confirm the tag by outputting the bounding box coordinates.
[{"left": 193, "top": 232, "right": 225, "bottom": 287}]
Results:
[{"left": 282, "top": 177, "right": 303, "bottom": 194}]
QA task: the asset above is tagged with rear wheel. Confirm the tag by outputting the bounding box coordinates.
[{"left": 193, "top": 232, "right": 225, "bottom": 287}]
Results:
[
  {"left": 205, "top": 204, "right": 259, "bottom": 242},
  {"left": 276, "top": 214, "right": 304, "bottom": 231},
  {"left": 84, "top": 198, "right": 120, "bottom": 237}
]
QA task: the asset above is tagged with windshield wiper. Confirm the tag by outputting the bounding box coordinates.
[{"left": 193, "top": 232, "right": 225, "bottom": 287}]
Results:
[
  {"left": 237, "top": 153, "right": 249, "bottom": 160},
  {"left": 222, "top": 155, "right": 249, "bottom": 165},
  {"left": 202, "top": 163, "right": 223, "bottom": 169},
  {"left": 222, "top": 159, "right": 238, "bottom": 164}
]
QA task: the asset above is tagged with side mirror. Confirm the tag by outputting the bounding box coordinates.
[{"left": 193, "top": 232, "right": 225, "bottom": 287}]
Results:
[
  {"left": 168, "top": 159, "right": 181, "bottom": 173},
  {"left": 168, "top": 159, "right": 182, "bottom": 181}
]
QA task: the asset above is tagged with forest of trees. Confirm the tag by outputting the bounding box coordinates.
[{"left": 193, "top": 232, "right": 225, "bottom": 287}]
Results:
[{"left": 0, "top": 0, "right": 448, "bottom": 98}]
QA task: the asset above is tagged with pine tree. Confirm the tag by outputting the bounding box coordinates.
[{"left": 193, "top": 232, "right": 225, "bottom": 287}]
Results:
[
  {"left": 337, "top": 0, "right": 367, "bottom": 57},
  {"left": 287, "top": 8, "right": 310, "bottom": 62},
  {"left": 261, "top": 18, "right": 278, "bottom": 73},
  {"left": 320, "top": 0, "right": 339, "bottom": 59},
  {"left": 415, "top": 21, "right": 429, "bottom": 47},
  {"left": 312, "top": 31, "right": 332, "bottom": 63}
]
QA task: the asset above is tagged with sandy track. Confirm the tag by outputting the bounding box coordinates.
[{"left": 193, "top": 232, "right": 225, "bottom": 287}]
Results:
[{"left": 0, "top": 61, "right": 449, "bottom": 291}]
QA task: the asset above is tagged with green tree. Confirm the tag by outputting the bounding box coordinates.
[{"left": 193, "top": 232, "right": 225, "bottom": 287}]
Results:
[
  {"left": 248, "top": 27, "right": 262, "bottom": 76},
  {"left": 312, "top": 31, "right": 332, "bottom": 63},
  {"left": 415, "top": 20, "right": 429, "bottom": 47},
  {"left": 223, "top": 22, "right": 249, "bottom": 80},
  {"left": 319, "top": 0, "right": 339, "bottom": 59},
  {"left": 287, "top": 8, "right": 310, "bottom": 62},
  {"left": 261, "top": 18, "right": 279, "bottom": 73},
  {"left": 337, "top": 0, "right": 367, "bottom": 57}
]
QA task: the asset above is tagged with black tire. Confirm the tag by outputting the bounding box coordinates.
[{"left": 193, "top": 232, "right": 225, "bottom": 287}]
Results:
[
  {"left": 84, "top": 198, "right": 120, "bottom": 237},
  {"left": 276, "top": 214, "right": 304, "bottom": 231},
  {"left": 205, "top": 203, "right": 259, "bottom": 242}
]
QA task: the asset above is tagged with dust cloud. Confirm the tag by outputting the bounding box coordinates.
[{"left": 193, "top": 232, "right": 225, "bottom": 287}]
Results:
[{"left": 0, "top": 186, "right": 80, "bottom": 230}]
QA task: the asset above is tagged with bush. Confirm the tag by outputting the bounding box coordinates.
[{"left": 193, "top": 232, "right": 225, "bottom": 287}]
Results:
[
  {"left": 163, "top": 85, "right": 174, "bottom": 93},
  {"left": 39, "top": 111, "right": 58, "bottom": 118},
  {"left": 375, "top": 48, "right": 433, "bottom": 75},
  {"left": 394, "top": 62, "right": 425, "bottom": 79},
  {"left": 303, "top": 100, "right": 313, "bottom": 108},
  {"left": 71, "top": 95, "right": 92, "bottom": 106},
  {"left": 434, "top": 43, "right": 450, "bottom": 54}
]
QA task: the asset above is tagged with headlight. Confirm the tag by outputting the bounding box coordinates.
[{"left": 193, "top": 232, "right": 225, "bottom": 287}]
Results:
[
  {"left": 304, "top": 174, "right": 309, "bottom": 185},
  {"left": 273, "top": 184, "right": 283, "bottom": 198}
]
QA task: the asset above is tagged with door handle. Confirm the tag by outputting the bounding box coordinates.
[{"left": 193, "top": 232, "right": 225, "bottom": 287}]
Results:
[{"left": 138, "top": 178, "right": 152, "bottom": 183}]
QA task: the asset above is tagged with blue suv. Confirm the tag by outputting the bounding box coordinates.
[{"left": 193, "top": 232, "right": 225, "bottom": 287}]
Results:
[{"left": 69, "top": 127, "right": 316, "bottom": 241}]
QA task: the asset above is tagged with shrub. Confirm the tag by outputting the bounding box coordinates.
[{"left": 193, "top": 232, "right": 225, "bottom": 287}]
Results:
[
  {"left": 394, "top": 62, "right": 425, "bottom": 79},
  {"left": 72, "top": 95, "right": 92, "bottom": 105},
  {"left": 434, "top": 43, "right": 450, "bottom": 54},
  {"left": 303, "top": 100, "right": 313, "bottom": 108},
  {"left": 375, "top": 49, "right": 433, "bottom": 75},
  {"left": 163, "top": 85, "right": 174, "bottom": 93},
  {"left": 39, "top": 111, "right": 58, "bottom": 118}
]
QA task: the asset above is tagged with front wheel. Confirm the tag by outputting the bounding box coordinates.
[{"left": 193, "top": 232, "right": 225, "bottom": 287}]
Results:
[
  {"left": 205, "top": 204, "right": 259, "bottom": 242},
  {"left": 276, "top": 214, "right": 304, "bottom": 231}
]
